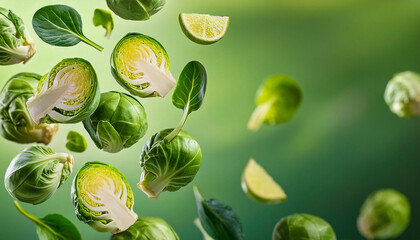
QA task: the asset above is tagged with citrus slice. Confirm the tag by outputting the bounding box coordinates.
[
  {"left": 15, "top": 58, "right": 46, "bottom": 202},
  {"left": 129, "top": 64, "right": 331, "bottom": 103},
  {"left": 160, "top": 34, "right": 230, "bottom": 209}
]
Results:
[
  {"left": 179, "top": 13, "right": 229, "bottom": 45},
  {"left": 241, "top": 158, "right": 287, "bottom": 204}
]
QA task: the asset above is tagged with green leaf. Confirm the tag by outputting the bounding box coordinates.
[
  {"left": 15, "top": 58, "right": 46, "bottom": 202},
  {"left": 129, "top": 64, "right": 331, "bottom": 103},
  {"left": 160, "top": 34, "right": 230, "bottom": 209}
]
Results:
[
  {"left": 165, "top": 61, "right": 207, "bottom": 141},
  {"left": 66, "top": 131, "right": 87, "bottom": 153},
  {"left": 32, "top": 5, "right": 103, "bottom": 51},
  {"left": 193, "top": 186, "right": 243, "bottom": 240},
  {"left": 97, "top": 120, "right": 124, "bottom": 153},
  {"left": 14, "top": 201, "right": 81, "bottom": 240},
  {"left": 93, "top": 9, "right": 114, "bottom": 39}
]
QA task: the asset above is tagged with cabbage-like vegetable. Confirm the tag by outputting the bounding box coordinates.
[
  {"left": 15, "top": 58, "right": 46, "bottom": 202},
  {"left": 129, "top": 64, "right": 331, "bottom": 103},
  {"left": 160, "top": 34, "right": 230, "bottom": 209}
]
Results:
[
  {"left": 26, "top": 58, "right": 100, "bottom": 124},
  {"left": 106, "top": 0, "right": 166, "bottom": 21},
  {"left": 0, "top": 73, "right": 58, "bottom": 144},
  {"left": 248, "top": 75, "right": 302, "bottom": 131},
  {"left": 71, "top": 161, "right": 138, "bottom": 233},
  {"left": 111, "top": 217, "right": 179, "bottom": 240},
  {"left": 357, "top": 189, "right": 410, "bottom": 239},
  {"left": 66, "top": 130, "right": 87, "bottom": 153},
  {"left": 83, "top": 91, "right": 148, "bottom": 153},
  {"left": 273, "top": 213, "right": 336, "bottom": 240},
  {"left": 138, "top": 129, "right": 202, "bottom": 200},
  {"left": 111, "top": 33, "right": 176, "bottom": 98},
  {"left": 0, "top": 7, "right": 36, "bottom": 65},
  {"left": 4, "top": 145, "right": 74, "bottom": 205},
  {"left": 384, "top": 71, "right": 420, "bottom": 118}
]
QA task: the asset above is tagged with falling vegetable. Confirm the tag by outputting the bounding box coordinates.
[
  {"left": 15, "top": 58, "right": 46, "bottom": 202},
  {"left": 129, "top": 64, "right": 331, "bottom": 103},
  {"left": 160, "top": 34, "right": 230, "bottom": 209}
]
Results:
[
  {"left": 106, "top": 0, "right": 166, "bottom": 21},
  {"left": 66, "top": 131, "right": 87, "bottom": 153},
  {"left": 93, "top": 8, "right": 114, "bottom": 39},
  {"left": 111, "top": 217, "right": 179, "bottom": 240}
]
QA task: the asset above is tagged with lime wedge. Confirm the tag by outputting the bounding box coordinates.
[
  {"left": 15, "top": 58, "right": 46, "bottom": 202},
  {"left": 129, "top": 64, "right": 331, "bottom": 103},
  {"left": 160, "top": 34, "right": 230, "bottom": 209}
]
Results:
[
  {"left": 241, "top": 158, "right": 287, "bottom": 204},
  {"left": 179, "top": 13, "right": 229, "bottom": 45}
]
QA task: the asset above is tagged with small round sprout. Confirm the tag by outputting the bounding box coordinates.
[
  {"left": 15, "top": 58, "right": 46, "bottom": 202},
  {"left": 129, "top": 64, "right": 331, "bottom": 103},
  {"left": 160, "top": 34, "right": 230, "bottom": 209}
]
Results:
[
  {"left": 4, "top": 145, "right": 74, "bottom": 205},
  {"left": 384, "top": 71, "right": 420, "bottom": 118},
  {"left": 138, "top": 129, "right": 202, "bottom": 200},
  {"left": 273, "top": 213, "right": 336, "bottom": 240},
  {"left": 0, "top": 73, "right": 58, "bottom": 145},
  {"left": 83, "top": 91, "right": 148, "bottom": 153},
  {"left": 111, "top": 217, "right": 179, "bottom": 240},
  {"left": 111, "top": 33, "right": 176, "bottom": 98},
  {"left": 106, "top": 0, "right": 166, "bottom": 21},
  {"left": 357, "top": 189, "right": 410, "bottom": 239},
  {"left": 71, "top": 161, "right": 137, "bottom": 233},
  {"left": 26, "top": 58, "right": 100, "bottom": 124}
]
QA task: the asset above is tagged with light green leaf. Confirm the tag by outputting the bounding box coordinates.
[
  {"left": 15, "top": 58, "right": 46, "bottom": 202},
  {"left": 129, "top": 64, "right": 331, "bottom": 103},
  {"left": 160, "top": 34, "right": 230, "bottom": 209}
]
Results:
[
  {"left": 93, "top": 9, "right": 114, "bottom": 39},
  {"left": 97, "top": 120, "right": 124, "bottom": 153},
  {"left": 66, "top": 131, "right": 87, "bottom": 153}
]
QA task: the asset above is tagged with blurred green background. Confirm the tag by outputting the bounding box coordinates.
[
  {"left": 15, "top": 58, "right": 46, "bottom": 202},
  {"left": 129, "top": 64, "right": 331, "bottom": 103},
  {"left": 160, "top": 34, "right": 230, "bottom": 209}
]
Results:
[{"left": 1, "top": 0, "right": 420, "bottom": 239}]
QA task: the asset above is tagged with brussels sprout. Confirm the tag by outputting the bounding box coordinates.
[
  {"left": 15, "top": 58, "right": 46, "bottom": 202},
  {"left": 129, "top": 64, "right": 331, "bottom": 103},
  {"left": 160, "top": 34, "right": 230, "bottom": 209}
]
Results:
[
  {"left": 71, "top": 161, "right": 138, "bottom": 233},
  {"left": 138, "top": 129, "right": 202, "bottom": 200},
  {"left": 0, "top": 7, "right": 36, "bottom": 65},
  {"left": 357, "top": 189, "right": 410, "bottom": 239},
  {"left": 4, "top": 145, "right": 74, "bottom": 205},
  {"left": 111, "top": 33, "right": 176, "bottom": 98},
  {"left": 26, "top": 58, "right": 100, "bottom": 124},
  {"left": 66, "top": 130, "right": 87, "bottom": 153},
  {"left": 83, "top": 91, "right": 148, "bottom": 153},
  {"left": 111, "top": 217, "right": 179, "bottom": 240},
  {"left": 0, "top": 73, "right": 58, "bottom": 144},
  {"left": 384, "top": 71, "right": 420, "bottom": 118},
  {"left": 273, "top": 213, "right": 336, "bottom": 240},
  {"left": 248, "top": 75, "right": 302, "bottom": 131},
  {"left": 106, "top": 0, "right": 166, "bottom": 21}
]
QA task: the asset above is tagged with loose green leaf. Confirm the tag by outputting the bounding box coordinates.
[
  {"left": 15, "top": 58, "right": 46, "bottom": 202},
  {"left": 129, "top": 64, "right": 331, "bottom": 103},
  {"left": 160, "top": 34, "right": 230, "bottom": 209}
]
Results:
[
  {"left": 193, "top": 186, "right": 243, "bottom": 240},
  {"left": 93, "top": 9, "right": 114, "bottom": 39},
  {"left": 194, "top": 218, "right": 214, "bottom": 240},
  {"left": 165, "top": 61, "right": 207, "bottom": 141},
  {"left": 32, "top": 5, "right": 103, "bottom": 51},
  {"left": 14, "top": 201, "right": 81, "bottom": 240},
  {"left": 66, "top": 131, "right": 87, "bottom": 153}
]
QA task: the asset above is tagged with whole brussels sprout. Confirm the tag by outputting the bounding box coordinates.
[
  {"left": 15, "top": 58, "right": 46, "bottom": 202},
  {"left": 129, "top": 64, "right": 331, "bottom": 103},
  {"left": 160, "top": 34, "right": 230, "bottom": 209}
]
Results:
[
  {"left": 111, "top": 33, "right": 176, "bottom": 98},
  {"left": 0, "top": 7, "right": 36, "bottom": 65},
  {"left": 106, "top": 0, "right": 166, "bottom": 21},
  {"left": 384, "top": 71, "right": 420, "bottom": 118},
  {"left": 273, "top": 213, "right": 336, "bottom": 240},
  {"left": 4, "top": 145, "right": 74, "bottom": 205},
  {"left": 83, "top": 91, "right": 148, "bottom": 153},
  {"left": 357, "top": 189, "right": 410, "bottom": 239},
  {"left": 0, "top": 73, "right": 58, "bottom": 144},
  {"left": 26, "top": 58, "right": 100, "bottom": 124},
  {"left": 111, "top": 217, "right": 179, "bottom": 240},
  {"left": 138, "top": 129, "right": 202, "bottom": 200},
  {"left": 72, "top": 161, "right": 138, "bottom": 233}
]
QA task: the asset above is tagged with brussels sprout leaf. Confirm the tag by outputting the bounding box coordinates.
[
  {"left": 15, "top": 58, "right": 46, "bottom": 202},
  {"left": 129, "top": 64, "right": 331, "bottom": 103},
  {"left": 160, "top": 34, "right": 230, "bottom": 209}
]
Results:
[
  {"left": 32, "top": 5, "right": 103, "bottom": 51},
  {"left": 14, "top": 201, "right": 81, "bottom": 240},
  {"left": 93, "top": 9, "right": 114, "bottom": 39},
  {"left": 97, "top": 120, "right": 124, "bottom": 153},
  {"left": 193, "top": 186, "right": 243, "bottom": 240},
  {"left": 66, "top": 131, "right": 87, "bottom": 153},
  {"left": 165, "top": 61, "right": 207, "bottom": 141},
  {"left": 194, "top": 218, "right": 214, "bottom": 240}
]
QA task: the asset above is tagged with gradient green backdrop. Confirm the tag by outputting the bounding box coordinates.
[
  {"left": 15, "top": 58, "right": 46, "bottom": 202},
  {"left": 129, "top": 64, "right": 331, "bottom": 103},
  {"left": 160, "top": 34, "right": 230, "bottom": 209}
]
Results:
[{"left": 1, "top": 0, "right": 420, "bottom": 239}]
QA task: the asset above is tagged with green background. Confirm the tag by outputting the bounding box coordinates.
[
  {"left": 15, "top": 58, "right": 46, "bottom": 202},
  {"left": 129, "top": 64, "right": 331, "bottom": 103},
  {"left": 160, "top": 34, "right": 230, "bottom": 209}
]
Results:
[{"left": 1, "top": 0, "right": 420, "bottom": 239}]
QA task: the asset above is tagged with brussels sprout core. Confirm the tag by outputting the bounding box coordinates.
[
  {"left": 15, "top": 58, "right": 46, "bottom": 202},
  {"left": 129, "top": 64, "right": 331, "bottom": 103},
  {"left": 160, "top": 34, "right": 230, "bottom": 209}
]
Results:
[
  {"left": 26, "top": 58, "right": 100, "bottom": 124},
  {"left": 72, "top": 162, "right": 137, "bottom": 233},
  {"left": 112, "top": 33, "right": 176, "bottom": 98}
]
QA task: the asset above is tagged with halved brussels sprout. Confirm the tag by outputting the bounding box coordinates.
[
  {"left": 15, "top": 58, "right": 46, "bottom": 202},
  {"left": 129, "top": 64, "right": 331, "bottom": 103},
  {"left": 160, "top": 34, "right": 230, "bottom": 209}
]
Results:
[
  {"left": 111, "top": 217, "right": 179, "bottom": 240},
  {"left": 0, "top": 7, "right": 36, "bottom": 65},
  {"left": 384, "top": 71, "right": 420, "bottom": 118},
  {"left": 83, "top": 91, "right": 148, "bottom": 153},
  {"left": 106, "top": 0, "right": 166, "bottom": 21},
  {"left": 4, "top": 145, "right": 74, "bottom": 205},
  {"left": 26, "top": 58, "right": 100, "bottom": 124},
  {"left": 273, "top": 213, "right": 336, "bottom": 240},
  {"left": 0, "top": 73, "right": 58, "bottom": 144},
  {"left": 71, "top": 161, "right": 137, "bottom": 233},
  {"left": 138, "top": 129, "right": 202, "bottom": 200},
  {"left": 357, "top": 189, "right": 410, "bottom": 239},
  {"left": 111, "top": 33, "right": 176, "bottom": 98}
]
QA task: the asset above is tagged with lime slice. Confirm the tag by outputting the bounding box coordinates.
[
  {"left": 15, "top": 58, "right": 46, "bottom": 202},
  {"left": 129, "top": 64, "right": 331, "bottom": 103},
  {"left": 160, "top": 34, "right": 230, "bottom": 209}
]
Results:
[
  {"left": 241, "top": 158, "right": 287, "bottom": 204},
  {"left": 179, "top": 13, "right": 229, "bottom": 45}
]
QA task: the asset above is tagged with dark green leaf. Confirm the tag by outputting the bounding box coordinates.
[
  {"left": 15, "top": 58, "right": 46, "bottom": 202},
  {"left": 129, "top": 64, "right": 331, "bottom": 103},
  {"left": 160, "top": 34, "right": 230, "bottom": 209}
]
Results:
[
  {"left": 32, "top": 5, "right": 103, "bottom": 51},
  {"left": 15, "top": 201, "right": 81, "bottom": 240},
  {"left": 93, "top": 9, "right": 114, "bottom": 39},
  {"left": 193, "top": 186, "right": 243, "bottom": 240},
  {"left": 66, "top": 131, "right": 87, "bottom": 153}
]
